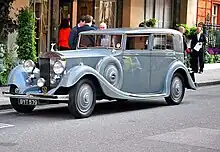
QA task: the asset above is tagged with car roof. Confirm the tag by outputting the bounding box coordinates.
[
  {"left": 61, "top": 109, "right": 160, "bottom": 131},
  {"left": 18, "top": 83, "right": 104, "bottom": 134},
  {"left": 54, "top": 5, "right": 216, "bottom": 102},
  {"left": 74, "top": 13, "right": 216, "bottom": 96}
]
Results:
[{"left": 79, "top": 27, "right": 182, "bottom": 35}]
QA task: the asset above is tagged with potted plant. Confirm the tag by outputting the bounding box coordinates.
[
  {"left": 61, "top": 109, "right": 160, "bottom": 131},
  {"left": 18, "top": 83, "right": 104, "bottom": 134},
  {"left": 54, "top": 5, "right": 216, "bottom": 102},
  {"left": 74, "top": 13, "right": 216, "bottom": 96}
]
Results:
[{"left": 139, "top": 18, "right": 157, "bottom": 28}]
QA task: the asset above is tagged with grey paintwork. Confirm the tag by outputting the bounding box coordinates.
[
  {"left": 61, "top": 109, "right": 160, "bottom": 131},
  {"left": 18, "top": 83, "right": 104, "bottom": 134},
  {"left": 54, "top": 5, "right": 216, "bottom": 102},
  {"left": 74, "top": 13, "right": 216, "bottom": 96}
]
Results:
[
  {"left": 7, "top": 65, "right": 40, "bottom": 94},
  {"left": 5, "top": 28, "right": 196, "bottom": 101}
]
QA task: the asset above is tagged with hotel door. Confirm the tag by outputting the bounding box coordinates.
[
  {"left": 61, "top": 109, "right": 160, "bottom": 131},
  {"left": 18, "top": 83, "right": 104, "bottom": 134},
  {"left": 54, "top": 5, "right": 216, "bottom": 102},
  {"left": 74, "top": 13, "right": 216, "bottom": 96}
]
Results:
[
  {"left": 59, "top": 0, "right": 73, "bottom": 27},
  {"left": 94, "top": 0, "right": 117, "bottom": 28},
  {"left": 77, "top": 0, "right": 117, "bottom": 28},
  {"left": 50, "top": 0, "right": 73, "bottom": 46}
]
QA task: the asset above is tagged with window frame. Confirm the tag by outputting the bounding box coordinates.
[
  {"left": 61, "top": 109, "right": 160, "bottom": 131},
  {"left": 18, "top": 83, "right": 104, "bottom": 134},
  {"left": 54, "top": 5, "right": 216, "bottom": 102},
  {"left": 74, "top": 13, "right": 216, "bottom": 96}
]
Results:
[
  {"left": 212, "top": 4, "right": 218, "bottom": 25},
  {"left": 151, "top": 33, "right": 175, "bottom": 51},
  {"left": 77, "top": 33, "right": 123, "bottom": 50},
  {"left": 125, "top": 34, "right": 151, "bottom": 51}
]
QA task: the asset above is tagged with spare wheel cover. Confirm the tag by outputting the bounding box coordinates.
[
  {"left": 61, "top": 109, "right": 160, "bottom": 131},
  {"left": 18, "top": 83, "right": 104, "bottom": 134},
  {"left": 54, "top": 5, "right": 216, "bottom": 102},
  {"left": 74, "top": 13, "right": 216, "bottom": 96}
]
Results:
[{"left": 97, "top": 56, "right": 123, "bottom": 89}]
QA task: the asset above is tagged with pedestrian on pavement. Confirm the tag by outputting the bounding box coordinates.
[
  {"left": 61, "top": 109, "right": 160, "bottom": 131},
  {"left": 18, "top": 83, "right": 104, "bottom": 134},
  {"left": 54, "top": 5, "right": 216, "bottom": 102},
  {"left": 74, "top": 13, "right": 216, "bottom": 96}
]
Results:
[
  {"left": 68, "top": 15, "right": 86, "bottom": 50},
  {"left": 190, "top": 26, "right": 206, "bottom": 74},
  {"left": 58, "top": 18, "right": 71, "bottom": 50}
]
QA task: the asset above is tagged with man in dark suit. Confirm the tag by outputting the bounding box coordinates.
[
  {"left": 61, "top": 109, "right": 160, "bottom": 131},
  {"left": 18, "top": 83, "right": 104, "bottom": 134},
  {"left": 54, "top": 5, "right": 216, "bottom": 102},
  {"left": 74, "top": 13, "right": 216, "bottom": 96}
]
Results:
[
  {"left": 76, "top": 15, "right": 96, "bottom": 48},
  {"left": 190, "top": 26, "right": 206, "bottom": 74},
  {"left": 76, "top": 15, "right": 96, "bottom": 34},
  {"left": 92, "top": 19, "right": 98, "bottom": 30},
  {"left": 68, "top": 15, "right": 86, "bottom": 50},
  {"left": 68, "top": 15, "right": 96, "bottom": 49}
]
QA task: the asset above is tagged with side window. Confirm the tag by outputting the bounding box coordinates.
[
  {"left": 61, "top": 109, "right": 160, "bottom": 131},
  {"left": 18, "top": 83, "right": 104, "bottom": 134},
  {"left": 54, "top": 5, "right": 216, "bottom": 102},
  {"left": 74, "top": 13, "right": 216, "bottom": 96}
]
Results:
[
  {"left": 153, "top": 34, "right": 174, "bottom": 50},
  {"left": 79, "top": 35, "right": 95, "bottom": 47},
  {"left": 126, "top": 35, "right": 149, "bottom": 50}
]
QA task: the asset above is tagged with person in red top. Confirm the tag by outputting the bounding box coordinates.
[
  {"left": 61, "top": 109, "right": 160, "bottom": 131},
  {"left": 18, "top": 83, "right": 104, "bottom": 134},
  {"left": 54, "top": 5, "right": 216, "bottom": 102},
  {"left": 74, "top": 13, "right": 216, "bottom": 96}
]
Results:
[{"left": 58, "top": 19, "right": 71, "bottom": 50}]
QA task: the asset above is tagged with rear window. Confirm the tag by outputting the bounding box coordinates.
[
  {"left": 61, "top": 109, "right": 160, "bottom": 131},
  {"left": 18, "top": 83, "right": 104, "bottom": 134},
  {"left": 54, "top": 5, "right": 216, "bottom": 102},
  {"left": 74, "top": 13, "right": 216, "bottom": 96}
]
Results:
[{"left": 153, "top": 34, "right": 174, "bottom": 50}]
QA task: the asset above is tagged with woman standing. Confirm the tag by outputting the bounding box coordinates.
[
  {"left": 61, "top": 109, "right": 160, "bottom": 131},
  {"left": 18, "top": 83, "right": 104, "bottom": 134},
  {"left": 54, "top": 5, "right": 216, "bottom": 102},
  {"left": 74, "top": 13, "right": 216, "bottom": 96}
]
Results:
[{"left": 58, "top": 19, "right": 71, "bottom": 50}]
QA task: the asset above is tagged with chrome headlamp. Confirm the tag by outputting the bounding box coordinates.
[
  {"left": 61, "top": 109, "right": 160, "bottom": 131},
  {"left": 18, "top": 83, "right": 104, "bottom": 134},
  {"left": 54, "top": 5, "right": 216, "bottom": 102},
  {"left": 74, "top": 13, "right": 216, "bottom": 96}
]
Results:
[
  {"left": 37, "top": 78, "right": 45, "bottom": 87},
  {"left": 23, "top": 60, "right": 35, "bottom": 73},
  {"left": 53, "top": 60, "right": 66, "bottom": 75}
]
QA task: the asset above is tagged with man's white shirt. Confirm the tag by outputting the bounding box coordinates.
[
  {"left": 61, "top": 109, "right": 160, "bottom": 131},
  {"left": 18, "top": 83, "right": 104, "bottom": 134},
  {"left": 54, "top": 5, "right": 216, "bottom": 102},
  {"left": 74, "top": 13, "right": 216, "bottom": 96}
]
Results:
[{"left": 197, "top": 32, "right": 201, "bottom": 41}]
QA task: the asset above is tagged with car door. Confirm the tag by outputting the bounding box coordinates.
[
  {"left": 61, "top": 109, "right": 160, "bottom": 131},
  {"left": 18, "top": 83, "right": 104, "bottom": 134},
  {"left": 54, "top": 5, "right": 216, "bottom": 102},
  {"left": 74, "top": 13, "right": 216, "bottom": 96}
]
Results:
[
  {"left": 149, "top": 33, "right": 176, "bottom": 93},
  {"left": 120, "top": 34, "right": 151, "bottom": 94}
]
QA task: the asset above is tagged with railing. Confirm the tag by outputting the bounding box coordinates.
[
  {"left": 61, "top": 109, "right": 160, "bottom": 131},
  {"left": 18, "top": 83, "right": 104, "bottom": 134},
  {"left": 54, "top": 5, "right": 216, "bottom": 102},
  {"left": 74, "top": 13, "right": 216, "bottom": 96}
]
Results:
[
  {"left": 204, "top": 24, "right": 220, "bottom": 54},
  {"left": 203, "top": 24, "right": 220, "bottom": 63}
]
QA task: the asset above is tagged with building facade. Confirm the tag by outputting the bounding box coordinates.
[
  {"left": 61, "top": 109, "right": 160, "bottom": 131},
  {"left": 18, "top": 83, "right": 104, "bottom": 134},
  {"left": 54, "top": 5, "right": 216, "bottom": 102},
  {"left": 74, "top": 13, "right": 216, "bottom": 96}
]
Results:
[
  {"left": 10, "top": 0, "right": 190, "bottom": 54},
  {"left": 197, "top": 0, "right": 220, "bottom": 25},
  {"left": 47, "top": 0, "right": 183, "bottom": 53}
]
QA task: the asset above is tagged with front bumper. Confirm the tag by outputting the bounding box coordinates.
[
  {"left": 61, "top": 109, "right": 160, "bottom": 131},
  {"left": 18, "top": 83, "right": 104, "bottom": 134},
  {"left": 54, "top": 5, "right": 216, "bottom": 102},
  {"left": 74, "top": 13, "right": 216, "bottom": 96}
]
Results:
[{"left": 2, "top": 92, "right": 69, "bottom": 101}]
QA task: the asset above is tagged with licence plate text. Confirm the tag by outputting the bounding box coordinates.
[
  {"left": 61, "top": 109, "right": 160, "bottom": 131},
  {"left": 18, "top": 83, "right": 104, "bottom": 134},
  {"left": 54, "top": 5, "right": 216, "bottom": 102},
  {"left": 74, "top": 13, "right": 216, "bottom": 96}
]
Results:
[{"left": 18, "top": 99, "right": 38, "bottom": 105}]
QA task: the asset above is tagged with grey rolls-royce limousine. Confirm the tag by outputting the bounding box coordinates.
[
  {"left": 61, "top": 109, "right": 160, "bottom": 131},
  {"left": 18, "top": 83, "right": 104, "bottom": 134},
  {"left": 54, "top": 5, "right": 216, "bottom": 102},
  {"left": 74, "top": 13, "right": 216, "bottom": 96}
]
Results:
[{"left": 2, "top": 28, "right": 196, "bottom": 118}]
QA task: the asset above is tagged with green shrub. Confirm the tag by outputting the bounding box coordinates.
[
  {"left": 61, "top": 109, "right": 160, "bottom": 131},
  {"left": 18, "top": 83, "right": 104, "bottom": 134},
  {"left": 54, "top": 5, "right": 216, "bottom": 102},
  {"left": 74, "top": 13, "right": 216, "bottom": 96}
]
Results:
[
  {"left": 0, "top": 0, "right": 16, "bottom": 85},
  {"left": 205, "top": 54, "right": 218, "bottom": 64},
  {"left": 0, "top": 44, "right": 18, "bottom": 85},
  {"left": 214, "top": 54, "right": 220, "bottom": 63},
  {"left": 16, "top": 7, "right": 37, "bottom": 62}
]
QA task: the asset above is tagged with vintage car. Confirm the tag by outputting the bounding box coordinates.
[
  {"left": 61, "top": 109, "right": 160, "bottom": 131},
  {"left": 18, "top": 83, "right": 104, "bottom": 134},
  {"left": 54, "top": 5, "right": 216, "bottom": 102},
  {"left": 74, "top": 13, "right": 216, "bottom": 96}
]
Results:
[{"left": 3, "top": 28, "right": 196, "bottom": 118}]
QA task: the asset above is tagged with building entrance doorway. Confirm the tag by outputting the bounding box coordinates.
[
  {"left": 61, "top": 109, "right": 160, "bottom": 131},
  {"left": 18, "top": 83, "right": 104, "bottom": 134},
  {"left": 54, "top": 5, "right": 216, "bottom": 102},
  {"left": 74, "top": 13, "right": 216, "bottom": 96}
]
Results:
[
  {"left": 50, "top": 0, "right": 73, "bottom": 48},
  {"left": 59, "top": 0, "right": 73, "bottom": 27},
  {"left": 77, "top": 0, "right": 117, "bottom": 28}
]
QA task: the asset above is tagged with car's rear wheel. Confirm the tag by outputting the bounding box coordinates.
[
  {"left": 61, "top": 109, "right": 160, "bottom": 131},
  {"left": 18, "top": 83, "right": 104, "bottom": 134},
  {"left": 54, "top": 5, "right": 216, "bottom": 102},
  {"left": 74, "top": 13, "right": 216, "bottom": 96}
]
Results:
[
  {"left": 165, "top": 73, "right": 185, "bottom": 105},
  {"left": 68, "top": 79, "right": 96, "bottom": 118},
  {"left": 10, "top": 86, "right": 36, "bottom": 113}
]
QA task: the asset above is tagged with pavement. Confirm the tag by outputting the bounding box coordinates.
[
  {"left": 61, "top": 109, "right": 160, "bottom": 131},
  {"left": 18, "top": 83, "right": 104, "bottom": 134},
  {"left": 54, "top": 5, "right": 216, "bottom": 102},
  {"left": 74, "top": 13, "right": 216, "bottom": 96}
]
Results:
[
  {"left": 0, "top": 85, "right": 220, "bottom": 152},
  {"left": 1, "top": 63, "right": 220, "bottom": 110}
]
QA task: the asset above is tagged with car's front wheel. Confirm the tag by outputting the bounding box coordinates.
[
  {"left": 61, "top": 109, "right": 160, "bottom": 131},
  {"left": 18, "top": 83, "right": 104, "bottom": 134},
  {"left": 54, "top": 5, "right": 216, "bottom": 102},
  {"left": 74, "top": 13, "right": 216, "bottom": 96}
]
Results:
[
  {"left": 68, "top": 79, "right": 96, "bottom": 118},
  {"left": 10, "top": 86, "right": 36, "bottom": 113},
  {"left": 165, "top": 73, "right": 185, "bottom": 105}
]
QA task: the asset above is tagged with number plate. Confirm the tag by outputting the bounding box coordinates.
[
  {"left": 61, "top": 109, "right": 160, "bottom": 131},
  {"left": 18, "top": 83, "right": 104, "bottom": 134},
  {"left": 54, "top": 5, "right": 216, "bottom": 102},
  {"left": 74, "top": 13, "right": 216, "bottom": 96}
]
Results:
[{"left": 18, "top": 99, "right": 38, "bottom": 106}]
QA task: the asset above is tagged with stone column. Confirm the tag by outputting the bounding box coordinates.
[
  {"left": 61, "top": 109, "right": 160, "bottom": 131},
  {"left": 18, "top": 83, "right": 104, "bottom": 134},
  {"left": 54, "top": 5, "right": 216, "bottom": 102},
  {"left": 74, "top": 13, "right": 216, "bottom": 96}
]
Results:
[
  {"left": 122, "top": 0, "right": 131, "bottom": 27},
  {"left": 186, "top": 0, "right": 198, "bottom": 26},
  {"left": 122, "top": 0, "right": 144, "bottom": 28},
  {"left": 130, "top": 0, "right": 144, "bottom": 27}
]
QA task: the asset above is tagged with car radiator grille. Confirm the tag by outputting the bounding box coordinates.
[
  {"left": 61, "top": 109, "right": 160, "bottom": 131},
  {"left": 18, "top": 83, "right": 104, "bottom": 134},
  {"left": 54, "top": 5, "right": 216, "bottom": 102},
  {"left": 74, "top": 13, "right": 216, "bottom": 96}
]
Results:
[{"left": 39, "top": 58, "right": 50, "bottom": 90}]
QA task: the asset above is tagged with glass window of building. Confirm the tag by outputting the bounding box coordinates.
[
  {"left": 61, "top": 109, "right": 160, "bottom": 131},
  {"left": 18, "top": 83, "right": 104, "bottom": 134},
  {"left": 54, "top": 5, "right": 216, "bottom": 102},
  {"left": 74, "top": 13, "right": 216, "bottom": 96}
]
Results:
[{"left": 78, "top": 0, "right": 117, "bottom": 28}]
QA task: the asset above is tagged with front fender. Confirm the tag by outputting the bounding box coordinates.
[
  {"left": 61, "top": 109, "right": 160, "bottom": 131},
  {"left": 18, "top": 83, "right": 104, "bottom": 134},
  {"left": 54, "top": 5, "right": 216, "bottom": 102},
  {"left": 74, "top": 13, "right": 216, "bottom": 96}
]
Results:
[
  {"left": 164, "top": 61, "right": 196, "bottom": 96},
  {"left": 47, "top": 65, "right": 104, "bottom": 95},
  {"left": 47, "top": 65, "right": 132, "bottom": 99},
  {"left": 7, "top": 65, "right": 29, "bottom": 90},
  {"left": 7, "top": 65, "right": 40, "bottom": 93},
  {"left": 58, "top": 65, "right": 99, "bottom": 87},
  {"left": 49, "top": 64, "right": 122, "bottom": 96}
]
